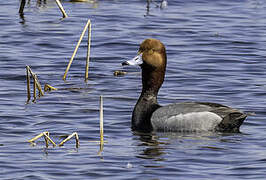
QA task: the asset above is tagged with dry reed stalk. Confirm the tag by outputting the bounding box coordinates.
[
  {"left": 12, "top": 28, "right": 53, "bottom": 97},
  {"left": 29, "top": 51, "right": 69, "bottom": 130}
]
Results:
[
  {"left": 33, "top": 74, "right": 37, "bottom": 100},
  {"left": 100, "top": 95, "right": 104, "bottom": 144},
  {"left": 85, "top": 20, "right": 91, "bottom": 81},
  {"left": 43, "top": 132, "right": 50, "bottom": 148},
  {"left": 19, "top": 0, "right": 26, "bottom": 14},
  {"left": 63, "top": 19, "right": 91, "bottom": 80},
  {"left": 58, "top": 132, "right": 79, "bottom": 148},
  {"left": 97, "top": 143, "right": 104, "bottom": 156},
  {"left": 26, "top": 66, "right": 31, "bottom": 101},
  {"left": 97, "top": 95, "right": 104, "bottom": 156},
  {"left": 28, "top": 132, "right": 56, "bottom": 147},
  {"left": 43, "top": 132, "right": 57, "bottom": 147},
  {"left": 55, "top": 0, "right": 68, "bottom": 18},
  {"left": 28, "top": 132, "right": 47, "bottom": 143},
  {"left": 27, "top": 66, "right": 44, "bottom": 96},
  {"left": 75, "top": 133, "right": 80, "bottom": 148},
  {"left": 34, "top": 74, "right": 44, "bottom": 96},
  {"left": 44, "top": 84, "right": 58, "bottom": 92},
  {"left": 88, "top": 95, "right": 107, "bottom": 146}
]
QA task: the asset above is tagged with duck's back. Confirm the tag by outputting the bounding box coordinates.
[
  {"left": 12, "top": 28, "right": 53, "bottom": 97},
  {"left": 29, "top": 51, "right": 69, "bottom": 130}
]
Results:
[{"left": 151, "top": 102, "right": 247, "bottom": 132}]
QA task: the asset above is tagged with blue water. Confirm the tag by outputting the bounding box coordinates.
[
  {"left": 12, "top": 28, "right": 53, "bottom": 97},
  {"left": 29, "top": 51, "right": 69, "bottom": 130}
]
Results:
[{"left": 1, "top": 0, "right": 266, "bottom": 179}]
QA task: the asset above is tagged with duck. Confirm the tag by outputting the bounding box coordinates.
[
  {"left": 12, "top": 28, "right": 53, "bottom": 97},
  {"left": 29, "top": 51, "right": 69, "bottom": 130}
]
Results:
[{"left": 122, "top": 38, "right": 247, "bottom": 133}]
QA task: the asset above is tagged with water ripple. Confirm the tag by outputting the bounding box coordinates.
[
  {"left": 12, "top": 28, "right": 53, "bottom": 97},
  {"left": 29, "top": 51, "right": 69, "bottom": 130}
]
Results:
[{"left": 1, "top": 0, "right": 266, "bottom": 179}]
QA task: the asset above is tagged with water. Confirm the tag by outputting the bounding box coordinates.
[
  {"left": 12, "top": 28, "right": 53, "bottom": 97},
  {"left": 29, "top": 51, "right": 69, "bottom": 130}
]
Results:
[{"left": 1, "top": 0, "right": 266, "bottom": 179}]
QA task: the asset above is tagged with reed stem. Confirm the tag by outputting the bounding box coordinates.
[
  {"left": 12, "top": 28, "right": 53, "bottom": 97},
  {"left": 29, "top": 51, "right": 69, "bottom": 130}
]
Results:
[
  {"left": 85, "top": 20, "right": 91, "bottom": 81},
  {"left": 44, "top": 84, "right": 58, "bottom": 92},
  {"left": 26, "top": 66, "right": 31, "bottom": 101},
  {"left": 27, "top": 66, "right": 44, "bottom": 96},
  {"left": 100, "top": 95, "right": 104, "bottom": 144},
  {"left": 28, "top": 132, "right": 46, "bottom": 143},
  {"left": 58, "top": 132, "right": 79, "bottom": 148},
  {"left": 33, "top": 74, "right": 37, "bottom": 101},
  {"left": 75, "top": 133, "right": 80, "bottom": 148},
  {"left": 43, "top": 132, "right": 49, "bottom": 148},
  {"left": 43, "top": 132, "right": 57, "bottom": 147},
  {"left": 55, "top": 0, "right": 68, "bottom": 18},
  {"left": 34, "top": 73, "right": 43, "bottom": 96},
  {"left": 19, "top": 0, "right": 26, "bottom": 14},
  {"left": 63, "top": 19, "right": 91, "bottom": 80}
]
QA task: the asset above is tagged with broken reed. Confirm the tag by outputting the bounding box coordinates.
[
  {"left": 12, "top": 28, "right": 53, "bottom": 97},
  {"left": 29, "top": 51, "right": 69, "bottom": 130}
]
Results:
[
  {"left": 55, "top": 0, "right": 68, "bottom": 18},
  {"left": 26, "top": 66, "right": 44, "bottom": 102},
  {"left": 44, "top": 84, "right": 58, "bottom": 91},
  {"left": 28, "top": 131, "right": 79, "bottom": 148},
  {"left": 59, "top": 132, "right": 79, "bottom": 148},
  {"left": 28, "top": 96, "right": 104, "bottom": 149},
  {"left": 63, "top": 19, "right": 91, "bottom": 81},
  {"left": 19, "top": 0, "right": 68, "bottom": 18},
  {"left": 28, "top": 131, "right": 56, "bottom": 148},
  {"left": 26, "top": 66, "right": 31, "bottom": 100},
  {"left": 100, "top": 95, "right": 104, "bottom": 144},
  {"left": 19, "top": 0, "right": 26, "bottom": 14}
]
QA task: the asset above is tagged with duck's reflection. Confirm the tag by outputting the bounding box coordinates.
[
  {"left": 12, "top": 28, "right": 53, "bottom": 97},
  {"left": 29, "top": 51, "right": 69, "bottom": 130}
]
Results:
[
  {"left": 133, "top": 131, "right": 167, "bottom": 161},
  {"left": 133, "top": 131, "right": 242, "bottom": 161}
]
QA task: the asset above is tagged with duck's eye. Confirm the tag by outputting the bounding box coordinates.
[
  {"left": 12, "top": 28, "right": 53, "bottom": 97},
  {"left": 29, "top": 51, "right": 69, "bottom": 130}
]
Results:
[
  {"left": 148, "top": 49, "right": 154, "bottom": 55},
  {"left": 138, "top": 48, "right": 145, "bottom": 54}
]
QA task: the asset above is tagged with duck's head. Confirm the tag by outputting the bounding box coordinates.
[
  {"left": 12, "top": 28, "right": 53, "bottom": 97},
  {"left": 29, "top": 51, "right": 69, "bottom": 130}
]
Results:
[
  {"left": 122, "top": 38, "right": 167, "bottom": 95},
  {"left": 122, "top": 38, "right": 166, "bottom": 69}
]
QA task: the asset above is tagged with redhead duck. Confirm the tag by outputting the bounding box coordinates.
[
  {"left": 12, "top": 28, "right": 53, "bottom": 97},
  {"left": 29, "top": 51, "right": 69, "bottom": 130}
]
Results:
[{"left": 122, "top": 38, "right": 247, "bottom": 133}]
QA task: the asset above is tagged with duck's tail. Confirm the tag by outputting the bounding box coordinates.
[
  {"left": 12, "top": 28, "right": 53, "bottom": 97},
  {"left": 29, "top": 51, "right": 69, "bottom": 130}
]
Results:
[{"left": 216, "top": 112, "right": 247, "bottom": 133}]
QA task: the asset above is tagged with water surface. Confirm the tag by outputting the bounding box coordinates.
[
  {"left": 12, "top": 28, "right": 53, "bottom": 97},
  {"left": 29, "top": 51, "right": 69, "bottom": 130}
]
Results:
[{"left": 1, "top": 0, "right": 266, "bottom": 179}]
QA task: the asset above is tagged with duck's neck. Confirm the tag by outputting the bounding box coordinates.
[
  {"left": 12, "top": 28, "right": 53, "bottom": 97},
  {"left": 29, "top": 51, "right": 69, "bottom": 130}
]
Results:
[{"left": 131, "top": 66, "right": 165, "bottom": 132}]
